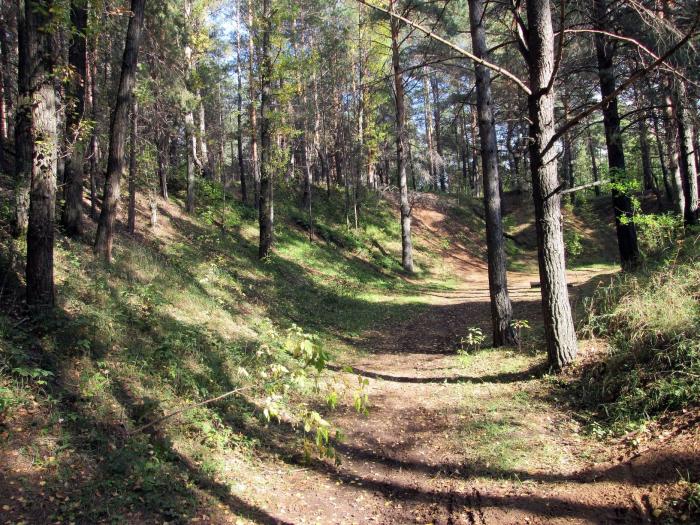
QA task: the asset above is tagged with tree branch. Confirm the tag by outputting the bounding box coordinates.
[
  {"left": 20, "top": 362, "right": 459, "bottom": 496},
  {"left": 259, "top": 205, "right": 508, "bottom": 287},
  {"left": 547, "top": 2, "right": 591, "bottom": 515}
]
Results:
[
  {"left": 544, "top": 16, "right": 700, "bottom": 155},
  {"left": 354, "top": 0, "right": 532, "bottom": 95}
]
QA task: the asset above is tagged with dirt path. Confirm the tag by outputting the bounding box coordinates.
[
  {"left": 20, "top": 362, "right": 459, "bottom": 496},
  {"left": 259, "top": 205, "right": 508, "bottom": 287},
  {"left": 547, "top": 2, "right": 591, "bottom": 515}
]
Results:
[{"left": 200, "top": 201, "right": 691, "bottom": 525}]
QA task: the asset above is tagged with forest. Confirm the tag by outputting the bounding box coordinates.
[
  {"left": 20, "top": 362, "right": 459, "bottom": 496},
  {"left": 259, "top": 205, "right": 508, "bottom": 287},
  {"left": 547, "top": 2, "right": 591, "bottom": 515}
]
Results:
[{"left": 0, "top": 0, "right": 699, "bottom": 522}]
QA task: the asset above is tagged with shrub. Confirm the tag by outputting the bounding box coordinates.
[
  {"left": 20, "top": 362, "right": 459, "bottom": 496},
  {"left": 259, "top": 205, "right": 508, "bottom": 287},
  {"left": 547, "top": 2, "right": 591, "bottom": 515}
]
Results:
[{"left": 574, "top": 235, "right": 700, "bottom": 433}]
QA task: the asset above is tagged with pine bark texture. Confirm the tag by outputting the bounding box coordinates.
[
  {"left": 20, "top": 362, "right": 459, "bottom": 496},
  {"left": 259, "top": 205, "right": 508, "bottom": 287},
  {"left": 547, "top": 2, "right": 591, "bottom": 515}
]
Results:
[
  {"left": 13, "top": 3, "right": 31, "bottom": 237},
  {"left": 94, "top": 0, "right": 146, "bottom": 262},
  {"left": 26, "top": 0, "right": 60, "bottom": 310},
  {"left": 258, "top": 0, "right": 273, "bottom": 259},
  {"left": 390, "top": 3, "right": 413, "bottom": 273},
  {"left": 526, "top": 0, "right": 577, "bottom": 369},
  {"left": 593, "top": 0, "right": 639, "bottom": 269},
  {"left": 468, "top": 0, "right": 517, "bottom": 346},
  {"left": 61, "top": 1, "right": 88, "bottom": 236}
]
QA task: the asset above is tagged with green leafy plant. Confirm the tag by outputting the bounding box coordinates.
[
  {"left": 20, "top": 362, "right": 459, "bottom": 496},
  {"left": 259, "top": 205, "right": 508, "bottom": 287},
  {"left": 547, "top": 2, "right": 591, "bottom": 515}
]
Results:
[
  {"left": 459, "top": 327, "right": 486, "bottom": 354},
  {"left": 564, "top": 230, "right": 583, "bottom": 260}
]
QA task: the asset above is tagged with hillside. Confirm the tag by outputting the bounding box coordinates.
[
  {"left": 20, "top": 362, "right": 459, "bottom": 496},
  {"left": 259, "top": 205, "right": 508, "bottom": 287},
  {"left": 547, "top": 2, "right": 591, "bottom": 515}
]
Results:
[{"left": 1, "top": 181, "right": 698, "bottom": 524}]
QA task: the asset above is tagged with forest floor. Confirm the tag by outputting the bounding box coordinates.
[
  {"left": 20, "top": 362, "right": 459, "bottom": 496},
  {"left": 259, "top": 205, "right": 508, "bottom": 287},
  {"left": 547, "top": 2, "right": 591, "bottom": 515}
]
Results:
[
  {"left": 2, "top": 190, "right": 699, "bottom": 524},
  {"left": 191, "top": 200, "right": 699, "bottom": 525}
]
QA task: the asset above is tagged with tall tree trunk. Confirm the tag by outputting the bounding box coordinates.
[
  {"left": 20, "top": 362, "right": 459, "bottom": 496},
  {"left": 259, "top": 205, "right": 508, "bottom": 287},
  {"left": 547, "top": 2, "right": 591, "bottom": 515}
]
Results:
[
  {"left": 652, "top": 108, "right": 673, "bottom": 202},
  {"left": 469, "top": 108, "right": 480, "bottom": 197},
  {"left": 675, "top": 82, "right": 699, "bottom": 224},
  {"left": 25, "top": 0, "right": 59, "bottom": 311},
  {"left": 61, "top": 0, "right": 88, "bottom": 236},
  {"left": 468, "top": 0, "right": 517, "bottom": 346},
  {"left": 663, "top": 88, "right": 685, "bottom": 216},
  {"left": 639, "top": 118, "right": 655, "bottom": 193},
  {"left": 422, "top": 74, "right": 436, "bottom": 189},
  {"left": 586, "top": 125, "right": 601, "bottom": 197},
  {"left": 236, "top": 0, "right": 247, "bottom": 204},
  {"left": 185, "top": 111, "right": 196, "bottom": 213},
  {"left": 127, "top": 99, "right": 137, "bottom": 234},
  {"left": 0, "top": 3, "right": 15, "bottom": 157},
  {"left": 196, "top": 91, "right": 211, "bottom": 177},
  {"left": 12, "top": 2, "right": 31, "bottom": 237},
  {"left": 526, "top": 0, "right": 577, "bottom": 369},
  {"left": 257, "top": 0, "right": 273, "bottom": 259},
  {"left": 431, "top": 75, "right": 446, "bottom": 192},
  {"left": 1, "top": 3, "right": 17, "bottom": 179},
  {"left": 94, "top": 0, "right": 145, "bottom": 262},
  {"left": 390, "top": 1, "right": 413, "bottom": 272},
  {"left": 248, "top": 0, "right": 260, "bottom": 209},
  {"left": 88, "top": 37, "right": 100, "bottom": 218},
  {"left": 156, "top": 131, "right": 168, "bottom": 200},
  {"left": 594, "top": 0, "right": 639, "bottom": 269}
]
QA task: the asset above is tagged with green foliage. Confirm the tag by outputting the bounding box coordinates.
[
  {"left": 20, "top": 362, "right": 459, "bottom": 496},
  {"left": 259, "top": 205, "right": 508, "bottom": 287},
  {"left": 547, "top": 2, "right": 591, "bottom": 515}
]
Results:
[
  {"left": 564, "top": 230, "right": 583, "bottom": 260},
  {"left": 459, "top": 327, "right": 486, "bottom": 355},
  {"left": 575, "top": 236, "right": 700, "bottom": 435}
]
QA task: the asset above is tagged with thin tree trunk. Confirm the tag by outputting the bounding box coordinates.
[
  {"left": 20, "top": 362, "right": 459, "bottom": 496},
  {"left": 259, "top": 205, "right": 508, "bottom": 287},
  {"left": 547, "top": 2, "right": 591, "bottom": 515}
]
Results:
[
  {"left": 652, "top": 108, "right": 673, "bottom": 202},
  {"left": 157, "top": 132, "right": 168, "bottom": 200},
  {"left": 664, "top": 88, "right": 685, "bottom": 216},
  {"left": 431, "top": 75, "right": 446, "bottom": 192},
  {"left": 586, "top": 125, "right": 601, "bottom": 197},
  {"left": 236, "top": 0, "right": 247, "bottom": 204},
  {"left": 94, "top": 0, "right": 146, "bottom": 262},
  {"left": 390, "top": 1, "right": 413, "bottom": 272},
  {"left": 675, "top": 82, "right": 699, "bottom": 224},
  {"left": 196, "top": 91, "right": 211, "bottom": 177},
  {"left": 423, "top": 74, "right": 436, "bottom": 188},
  {"left": 248, "top": 0, "right": 260, "bottom": 209},
  {"left": 526, "top": 0, "right": 577, "bottom": 369},
  {"left": 26, "top": 0, "right": 59, "bottom": 311},
  {"left": 88, "top": 38, "right": 100, "bottom": 218},
  {"left": 469, "top": 108, "right": 480, "bottom": 197},
  {"left": 61, "top": 0, "right": 88, "bottom": 236},
  {"left": 469, "top": 0, "right": 517, "bottom": 346},
  {"left": 639, "top": 118, "right": 655, "bottom": 192},
  {"left": 258, "top": 0, "right": 273, "bottom": 259},
  {"left": 593, "top": 0, "right": 639, "bottom": 269},
  {"left": 12, "top": 2, "right": 31, "bottom": 237},
  {"left": 185, "top": 111, "right": 196, "bottom": 213},
  {"left": 127, "top": 100, "right": 137, "bottom": 234}
]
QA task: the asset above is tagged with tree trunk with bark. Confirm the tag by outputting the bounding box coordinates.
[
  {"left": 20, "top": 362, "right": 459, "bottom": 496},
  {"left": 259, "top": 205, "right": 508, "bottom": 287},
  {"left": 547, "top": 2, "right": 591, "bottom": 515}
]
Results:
[
  {"left": 526, "top": 0, "right": 577, "bottom": 369},
  {"left": 422, "top": 74, "right": 436, "bottom": 189},
  {"left": 127, "top": 99, "right": 137, "bottom": 234},
  {"left": 593, "top": 0, "right": 639, "bottom": 269},
  {"left": 586, "top": 126, "right": 601, "bottom": 197},
  {"left": 675, "top": 82, "right": 699, "bottom": 224},
  {"left": 25, "top": 0, "right": 60, "bottom": 311},
  {"left": 390, "top": 1, "right": 413, "bottom": 273},
  {"left": 664, "top": 88, "right": 685, "bottom": 217},
  {"left": 468, "top": 0, "right": 517, "bottom": 346},
  {"left": 12, "top": 2, "right": 31, "bottom": 238},
  {"left": 61, "top": 0, "right": 88, "bottom": 236},
  {"left": 258, "top": 0, "right": 273, "bottom": 259},
  {"left": 236, "top": 0, "right": 247, "bottom": 204},
  {"left": 431, "top": 75, "right": 446, "bottom": 192},
  {"left": 94, "top": 0, "right": 145, "bottom": 262},
  {"left": 248, "top": 0, "right": 260, "bottom": 209}
]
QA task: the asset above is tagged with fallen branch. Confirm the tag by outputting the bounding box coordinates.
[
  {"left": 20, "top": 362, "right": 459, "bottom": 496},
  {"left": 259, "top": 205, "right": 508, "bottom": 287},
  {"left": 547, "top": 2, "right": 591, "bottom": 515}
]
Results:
[
  {"left": 560, "top": 179, "right": 608, "bottom": 195},
  {"left": 129, "top": 385, "right": 253, "bottom": 436}
]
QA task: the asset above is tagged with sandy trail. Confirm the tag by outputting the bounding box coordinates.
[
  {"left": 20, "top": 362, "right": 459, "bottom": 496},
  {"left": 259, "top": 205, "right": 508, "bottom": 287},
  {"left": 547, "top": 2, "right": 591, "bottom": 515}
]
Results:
[{"left": 210, "top": 199, "right": 689, "bottom": 525}]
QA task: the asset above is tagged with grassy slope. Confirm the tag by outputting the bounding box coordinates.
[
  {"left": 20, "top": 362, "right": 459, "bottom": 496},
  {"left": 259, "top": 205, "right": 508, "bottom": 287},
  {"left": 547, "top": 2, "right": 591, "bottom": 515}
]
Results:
[{"left": 0, "top": 178, "right": 462, "bottom": 523}]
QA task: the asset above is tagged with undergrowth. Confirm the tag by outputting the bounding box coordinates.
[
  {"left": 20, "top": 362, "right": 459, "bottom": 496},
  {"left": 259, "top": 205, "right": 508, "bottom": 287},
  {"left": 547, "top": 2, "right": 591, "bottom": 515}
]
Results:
[
  {"left": 0, "top": 177, "right": 458, "bottom": 522},
  {"left": 574, "top": 232, "right": 700, "bottom": 435}
]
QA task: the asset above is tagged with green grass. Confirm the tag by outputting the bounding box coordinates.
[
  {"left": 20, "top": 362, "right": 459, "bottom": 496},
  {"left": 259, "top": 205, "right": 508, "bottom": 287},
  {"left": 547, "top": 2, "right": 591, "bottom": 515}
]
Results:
[
  {"left": 0, "top": 178, "right": 461, "bottom": 522},
  {"left": 572, "top": 233, "right": 700, "bottom": 435}
]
